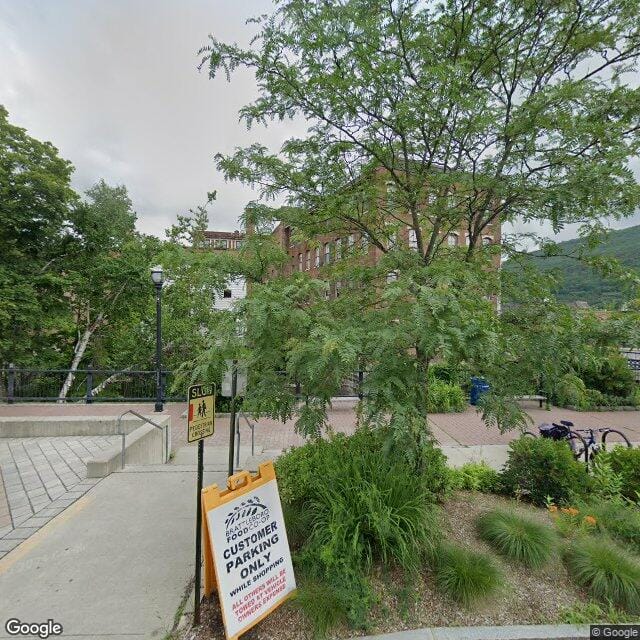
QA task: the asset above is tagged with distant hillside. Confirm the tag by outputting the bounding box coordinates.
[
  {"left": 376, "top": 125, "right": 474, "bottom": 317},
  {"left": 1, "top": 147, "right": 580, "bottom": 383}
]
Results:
[{"left": 503, "top": 225, "right": 640, "bottom": 307}]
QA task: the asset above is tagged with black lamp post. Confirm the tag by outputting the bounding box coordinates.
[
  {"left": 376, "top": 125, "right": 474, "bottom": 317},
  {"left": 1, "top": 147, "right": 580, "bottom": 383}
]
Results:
[{"left": 151, "top": 265, "right": 164, "bottom": 412}]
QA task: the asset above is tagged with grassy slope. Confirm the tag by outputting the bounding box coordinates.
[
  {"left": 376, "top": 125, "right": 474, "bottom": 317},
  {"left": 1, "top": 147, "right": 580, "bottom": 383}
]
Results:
[{"left": 503, "top": 225, "right": 640, "bottom": 307}]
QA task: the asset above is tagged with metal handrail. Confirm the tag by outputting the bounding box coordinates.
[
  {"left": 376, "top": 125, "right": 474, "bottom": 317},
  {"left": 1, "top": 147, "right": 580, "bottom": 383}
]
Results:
[{"left": 117, "top": 410, "right": 169, "bottom": 469}]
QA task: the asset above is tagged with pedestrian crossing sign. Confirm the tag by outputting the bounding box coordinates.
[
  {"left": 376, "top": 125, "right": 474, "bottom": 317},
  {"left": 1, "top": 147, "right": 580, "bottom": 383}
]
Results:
[{"left": 188, "top": 383, "right": 215, "bottom": 443}]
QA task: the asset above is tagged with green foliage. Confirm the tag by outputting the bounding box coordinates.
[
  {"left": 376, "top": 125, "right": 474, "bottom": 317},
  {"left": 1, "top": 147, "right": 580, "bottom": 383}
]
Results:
[
  {"left": 294, "top": 580, "right": 347, "bottom": 638},
  {"left": 426, "top": 378, "right": 467, "bottom": 413},
  {"left": 500, "top": 437, "right": 590, "bottom": 506},
  {"left": 581, "top": 353, "right": 636, "bottom": 398},
  {"left": 590, "top": 455, "right": 625, "bottom": 502},
  {"left": 432, "top": 544, "right": 502, "bottom": 606},
  {"left": 606, "top": 447, "right": 640, "bottom": 503},
  {"left": 582, "top": 501, "right": 640, "bottom": 554},
  {"left": 563, "top": 537, "right": 640, "bottom": 614},
  {"left": 559, "top": 600, "right": 638, "bottom": 624},
  {"left": 476, "top": 510, "right": 556, "bottom": 568},
  {"left": 276, "top": 429, "right": 445, "bottom": 631},
  {"left": 199, "top": 0, "right": 640, "bottom": 438},
  {"left": 0, "top": 105, "right": 77, "bottom": 366},
  {"left": 447, "top": 462, "right": 501, "bottom": 493},
  {"left": 555, "top": 374, "right": 590, "bottom": 410}
]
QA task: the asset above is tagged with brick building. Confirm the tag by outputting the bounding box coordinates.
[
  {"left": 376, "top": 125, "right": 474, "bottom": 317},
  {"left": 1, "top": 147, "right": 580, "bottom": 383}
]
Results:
[
  {"left": 263, "top": 169, "right": 501, "bottom": 299},
  {"left": 203, "top": 229, "right": 244, "bottom": 251}
]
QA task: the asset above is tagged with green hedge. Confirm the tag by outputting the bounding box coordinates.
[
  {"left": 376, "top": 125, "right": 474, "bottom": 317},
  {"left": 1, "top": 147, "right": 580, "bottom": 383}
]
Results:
[{"left": 500, "top": 437, "right": 590, "bottom": 506}]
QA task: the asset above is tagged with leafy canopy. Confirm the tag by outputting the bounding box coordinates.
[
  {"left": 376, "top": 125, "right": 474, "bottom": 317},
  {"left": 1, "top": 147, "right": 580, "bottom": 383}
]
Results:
[{"left": 196, "top": 0, "right": 640, "bottom": 439}]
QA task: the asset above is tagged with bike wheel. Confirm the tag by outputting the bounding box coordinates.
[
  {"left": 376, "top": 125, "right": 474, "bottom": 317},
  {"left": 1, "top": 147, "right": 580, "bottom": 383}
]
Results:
[
  {"left": 602, "top": 429, "right": 632, "bottom": 450},
  {"left": 567, "top": 431, "right": 588, "bottom": 463}
]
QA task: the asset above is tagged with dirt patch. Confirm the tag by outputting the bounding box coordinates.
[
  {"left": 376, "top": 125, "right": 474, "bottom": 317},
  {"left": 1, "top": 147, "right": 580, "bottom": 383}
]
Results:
[{"left": 179, "top": 492, "right": 584, "bottom": 640}]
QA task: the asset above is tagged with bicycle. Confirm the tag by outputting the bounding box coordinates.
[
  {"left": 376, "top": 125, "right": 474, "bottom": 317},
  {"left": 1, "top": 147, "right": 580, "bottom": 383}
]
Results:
[
  {"left": 523, "top": 420, "right": 588, "bottom": 462},
  {"left": 571, "top": 426, "right": 632, "bottom": 463}
]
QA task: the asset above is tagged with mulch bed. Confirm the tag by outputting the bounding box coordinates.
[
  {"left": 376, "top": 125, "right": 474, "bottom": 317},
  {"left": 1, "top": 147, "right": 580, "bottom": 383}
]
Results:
[{"left": 179, "top": 492, "right": 585, "bottom": 640}]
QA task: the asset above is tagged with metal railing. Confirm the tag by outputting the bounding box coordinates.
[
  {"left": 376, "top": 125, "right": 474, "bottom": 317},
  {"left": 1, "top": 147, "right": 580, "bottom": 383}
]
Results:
[
  {"left": 117, "top": 410, "right": 170, "bottom": 470},
  {"left": 620, "top": 349, "right": 640, "bottom": 383},
  {"left": 0, "top": 366, "right": 185, "bottom": 403}
]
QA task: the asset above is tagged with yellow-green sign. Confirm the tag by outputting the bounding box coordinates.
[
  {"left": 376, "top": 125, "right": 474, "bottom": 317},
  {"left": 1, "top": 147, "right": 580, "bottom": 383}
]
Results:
[{"left": 187, "top": 384, "right": 215, "bottom": 443}]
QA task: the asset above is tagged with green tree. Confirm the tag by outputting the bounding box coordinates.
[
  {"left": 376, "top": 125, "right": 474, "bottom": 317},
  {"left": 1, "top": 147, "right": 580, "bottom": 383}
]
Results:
[
  {"left": 57, "top": 181, "right": 159, "bottom": 399},
  {"left": 196, "top": 0, "right": 640, "bottom": 441},
  {"left": 0, "top": 105, "right": 77, "bottom": 367}
]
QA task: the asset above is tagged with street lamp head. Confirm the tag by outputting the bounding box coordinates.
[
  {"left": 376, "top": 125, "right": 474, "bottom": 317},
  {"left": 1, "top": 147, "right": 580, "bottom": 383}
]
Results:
[{"left": 150, "top": 265, "right": 164, "bottom": 286}]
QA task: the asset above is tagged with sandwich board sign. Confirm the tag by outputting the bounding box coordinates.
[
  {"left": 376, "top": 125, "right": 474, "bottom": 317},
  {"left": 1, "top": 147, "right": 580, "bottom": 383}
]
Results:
[
  {"left": 201, "top": 462, "right": 296, "bottom": 639},
  {"left": 187, "top": 383, "right": 214, "bottom": 443}
]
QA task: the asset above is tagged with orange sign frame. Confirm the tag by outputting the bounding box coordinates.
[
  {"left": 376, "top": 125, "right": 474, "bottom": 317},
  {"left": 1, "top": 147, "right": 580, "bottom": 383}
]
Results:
[{"left": 201, "top": 462, "right": 296, "bottom": 640}]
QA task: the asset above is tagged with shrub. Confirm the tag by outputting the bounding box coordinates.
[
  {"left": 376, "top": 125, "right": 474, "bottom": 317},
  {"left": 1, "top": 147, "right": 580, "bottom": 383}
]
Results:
[
  {"left": 426, "top": 378, "right": 467, "bottom": 413},
  {"left": 276, "top": 428, "right": 446, "bottom": 630},
  {"left": 476, "top": 510, "right": 556, "bottom": 568},
  {"left": 500, "top": 436, "right": 590, "bottom": 506},
  {"left": 448, "top": 462, "right": 501, "bottom": 493},
  {"left": 555, "top": 374, "right": 589, "bottom": 410},
  {"left": 432, "top": 544, "right": 502, "bottom": 606},
  {"left": 585, "top": 389, "right": 640, "bottom": 408},
  {"left": 606, "top": 447, "right": 640, "bottom": 502},
  {"left": 294, "top": 580, "right": 347, "bottom": 637},
  {"left": 559, "top": 601, "right": 638, "bottom": 624},
  {"left": 563, "top": 537, "right": 640, "bottom": 614},
  {"left": 550, "top": 504, "right": 600, "bottom": 539},
  {"left": 581, "top": 354, "right": 636, "bottom": 398},
  {"left": 584, "top": 501, "right": 640, "bottom": 553}
]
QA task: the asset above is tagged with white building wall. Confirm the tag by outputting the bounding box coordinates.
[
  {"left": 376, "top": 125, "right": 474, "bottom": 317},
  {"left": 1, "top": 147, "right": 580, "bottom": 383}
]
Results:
[{"left": 213, "top": 277, "right": 246, "bottom": 311}]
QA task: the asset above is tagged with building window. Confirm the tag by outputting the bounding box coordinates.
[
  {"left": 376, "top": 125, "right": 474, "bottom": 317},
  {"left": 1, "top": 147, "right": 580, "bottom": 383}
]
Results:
[
  {"left": 306, "top": 250, "right": 311, "bottom": 270},
  {"left": 223, "top": 289, "right": 232, "bottom": 298},
  {"left": 298, "top": 253, "right": 303, "bottom": 271},
  {"left": 348, "top": 234, "right": 355, "bottom": 249},
  {"left": 447, "top": 233, "right": 458, "bottom": 247},
  {"left": 482, "top": 236, "right": 492, "bottom": 246},
  {"left": 361, "top": 234, "right": 369, "bottom": 252},
  {"left": 335, "top": 280, "right": 342, "bottom": 297},
  {"left": 213, "top": 238, "right": 228, "bottom": 249},
  {"left": 408, "top": 228, "right": 418, "bottom": 251},
  {"left": 314, "top": 246, "right": 320, "bottom": 267},
  {"left": 386, "top": 181, "right": 397, "bottom": 209},
  {"left": 324, "top": 242, "right": 331, "bottom": 264},
  {"left": 235, "top": 240, "right": 243, "bottom": 249}
]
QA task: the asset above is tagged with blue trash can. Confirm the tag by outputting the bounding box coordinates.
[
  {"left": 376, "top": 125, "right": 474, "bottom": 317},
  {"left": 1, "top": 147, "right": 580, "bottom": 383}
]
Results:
[{"left": 470, "top": 377, "right": 490, "bottom": 405}]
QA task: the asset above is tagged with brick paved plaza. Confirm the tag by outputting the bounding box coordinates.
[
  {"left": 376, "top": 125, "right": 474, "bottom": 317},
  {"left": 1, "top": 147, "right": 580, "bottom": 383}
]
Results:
[
  {"left": 0, "top": 435, "right": 119, "bottom": 556},
  {"left": 1, "top": 400, "right": 637, "bottom": 555}
]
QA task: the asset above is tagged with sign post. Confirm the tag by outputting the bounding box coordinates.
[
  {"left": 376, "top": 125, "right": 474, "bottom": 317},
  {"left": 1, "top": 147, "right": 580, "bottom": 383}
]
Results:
[
  {"left": 187, "top": 383, "right": 215, "bottom": 626},
  {"left": 201, "top": 462, "right": 296, "bottom": 639}
]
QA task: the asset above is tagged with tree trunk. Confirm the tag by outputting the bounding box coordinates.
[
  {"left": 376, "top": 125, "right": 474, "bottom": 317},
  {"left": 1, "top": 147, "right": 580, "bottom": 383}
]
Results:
[
  {"left": 89, "top": 366, "right": 131, "bottom": 399},
  {"left": 57, "top": 313, "right": 104, "bottom": 402}
]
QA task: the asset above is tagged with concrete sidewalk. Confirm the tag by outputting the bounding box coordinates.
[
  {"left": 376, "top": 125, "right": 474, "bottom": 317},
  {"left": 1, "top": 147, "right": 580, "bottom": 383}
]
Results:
[
  {"left": 359, "top": 624, "right": 589, "bottom": 640},
  {"left": 0, "top": 447, "right": 227, "bottom": 639}
]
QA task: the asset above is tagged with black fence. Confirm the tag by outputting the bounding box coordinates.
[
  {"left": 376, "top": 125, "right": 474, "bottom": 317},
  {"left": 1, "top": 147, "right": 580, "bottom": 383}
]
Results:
[{"left": 0, "top": 367, "right": 185, "bottom": 403}]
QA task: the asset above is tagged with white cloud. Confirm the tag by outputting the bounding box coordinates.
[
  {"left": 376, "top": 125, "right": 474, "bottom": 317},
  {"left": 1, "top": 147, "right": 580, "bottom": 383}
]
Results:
[{"left": 1, "top": 0, "right": 638, "bottom": 243}]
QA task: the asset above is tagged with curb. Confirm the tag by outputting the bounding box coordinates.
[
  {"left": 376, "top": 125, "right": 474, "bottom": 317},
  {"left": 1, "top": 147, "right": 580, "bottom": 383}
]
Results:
[{"left": 358, "top": 624, "right": 590, "bottom": 640}]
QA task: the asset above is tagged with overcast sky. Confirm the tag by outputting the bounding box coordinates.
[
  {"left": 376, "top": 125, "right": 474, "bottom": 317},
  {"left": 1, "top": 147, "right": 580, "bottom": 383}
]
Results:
[{"left": 1, "top": 0, "right": 639, "bottom": 243}]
